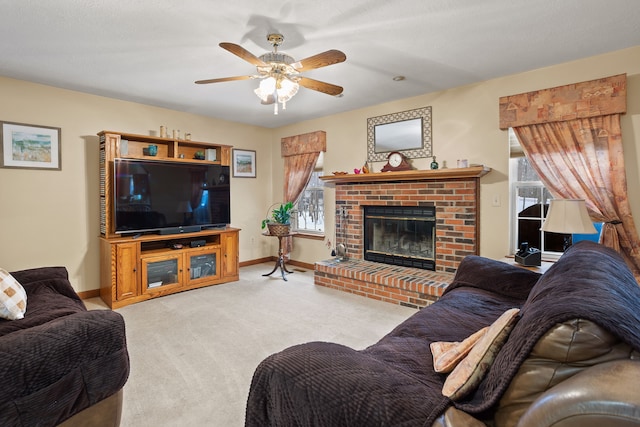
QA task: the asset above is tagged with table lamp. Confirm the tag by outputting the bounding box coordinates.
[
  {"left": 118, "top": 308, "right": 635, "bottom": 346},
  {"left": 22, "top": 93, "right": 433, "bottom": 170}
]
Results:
[{"left": 541, "top": 199, "right": 598, "bottom": 250}]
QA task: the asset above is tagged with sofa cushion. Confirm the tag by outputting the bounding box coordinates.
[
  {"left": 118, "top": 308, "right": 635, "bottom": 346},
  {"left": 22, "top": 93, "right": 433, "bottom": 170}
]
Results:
[
  {"left": 494, "top": 318, "right": 635, "bottom": 427},
  {"left": 442, "top": 308, "right": 520, "bottom": 400},
  {"left": 431, "top": 326, "right": 488, "bottom": 373},
  {"left": 0, "top": 268, "right": 27, "bottom": 320}
]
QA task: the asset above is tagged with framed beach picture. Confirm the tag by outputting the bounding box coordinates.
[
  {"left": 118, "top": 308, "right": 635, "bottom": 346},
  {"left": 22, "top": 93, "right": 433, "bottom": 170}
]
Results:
[
  {"left": 232, "top": 149, "right": 256, "bottom": 178},
  {"left": 0, "top": 121, "right": 61, "bottom": 170}
]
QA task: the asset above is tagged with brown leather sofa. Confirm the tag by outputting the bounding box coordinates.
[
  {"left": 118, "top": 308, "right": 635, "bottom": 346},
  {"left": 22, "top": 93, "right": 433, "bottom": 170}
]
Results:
[
  {"left": 435, "top": 321, "right": 640, "bottom": 426},
  {"left": 246, "top": 241, "right": 640, "bottom": 426},
  {"left": 0, "top": 266, "right": 129, "bottom": 427}
]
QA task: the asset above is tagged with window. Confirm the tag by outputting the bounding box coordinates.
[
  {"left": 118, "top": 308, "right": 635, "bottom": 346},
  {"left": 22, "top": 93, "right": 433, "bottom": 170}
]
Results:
[
  {"left": 509, "top": 129, "right": 569, "bottom": 255},
  {"left": 291, "top": 160, "right": 324, "bottom": 235},
  {"left": 509, "top": 129, "right": 601, "bottom": 255}
]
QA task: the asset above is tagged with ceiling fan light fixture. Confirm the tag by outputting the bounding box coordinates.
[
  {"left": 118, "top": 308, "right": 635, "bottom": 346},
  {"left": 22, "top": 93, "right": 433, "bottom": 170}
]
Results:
[
  {"left": 254, "top": 77, "right": 276, "bottom": 102},
  {"left": 276, "top": 78, "right": 299, "bottom": 103},
  {"left": 254, "top": 76, "right": 299, "bottom": 114}
]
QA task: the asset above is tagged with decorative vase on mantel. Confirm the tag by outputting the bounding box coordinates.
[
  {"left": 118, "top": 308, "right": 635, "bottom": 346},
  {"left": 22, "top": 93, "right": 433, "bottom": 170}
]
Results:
[{"left": 430, "top": 156, "right": 439, "bottom": 170}]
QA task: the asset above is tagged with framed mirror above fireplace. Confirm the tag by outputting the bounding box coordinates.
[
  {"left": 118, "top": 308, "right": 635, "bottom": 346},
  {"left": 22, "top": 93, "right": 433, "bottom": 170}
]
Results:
[{"left": 366, "top": 106, "right": 432, "bottom": 163}]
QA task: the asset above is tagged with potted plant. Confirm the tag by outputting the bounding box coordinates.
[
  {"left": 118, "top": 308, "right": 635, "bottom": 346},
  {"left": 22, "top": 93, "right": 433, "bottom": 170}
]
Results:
[{"left": 261, "top": 202, "right": 294, "bottom": 236}]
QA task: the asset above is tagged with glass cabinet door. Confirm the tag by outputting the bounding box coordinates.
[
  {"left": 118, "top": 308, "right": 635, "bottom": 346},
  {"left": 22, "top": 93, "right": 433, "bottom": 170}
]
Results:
[
  {"left": 141, "top": 254, "right": 182, "bottom": 292},
  {"left": 186, "top": 248, "right": 220, "bottom": 285}
]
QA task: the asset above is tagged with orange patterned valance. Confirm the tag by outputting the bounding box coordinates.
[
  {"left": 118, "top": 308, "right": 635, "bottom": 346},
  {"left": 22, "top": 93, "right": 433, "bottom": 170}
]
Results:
[
  {"left": 281, "top": 130, "right": 326, "bottom": 157},
  {"left": 499, "top": 74, "right": 626, "bottom": 129}
]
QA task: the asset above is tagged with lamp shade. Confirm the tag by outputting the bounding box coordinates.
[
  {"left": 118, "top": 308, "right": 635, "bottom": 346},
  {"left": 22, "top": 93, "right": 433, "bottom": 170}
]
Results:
[{"left": 541, "top": 199, "right": 597, "bottom": 234}]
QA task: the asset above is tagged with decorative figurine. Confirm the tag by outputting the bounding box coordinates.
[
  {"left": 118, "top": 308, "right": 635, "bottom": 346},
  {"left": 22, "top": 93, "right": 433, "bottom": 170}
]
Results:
[{"left": 362, "top": 161, "right": 370, "bottom": 174}]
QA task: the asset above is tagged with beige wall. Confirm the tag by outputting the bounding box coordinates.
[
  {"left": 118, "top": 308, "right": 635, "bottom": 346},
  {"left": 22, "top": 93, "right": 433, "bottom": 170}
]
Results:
[
  {"left": 1, "top": 45, "right": 638, "bottom": 293},
  {"left": 273, "top": 45, "right": 640, "bottom": 264},
  {"left": 0, "top": 77, "right": 273, "bottom": 292}
]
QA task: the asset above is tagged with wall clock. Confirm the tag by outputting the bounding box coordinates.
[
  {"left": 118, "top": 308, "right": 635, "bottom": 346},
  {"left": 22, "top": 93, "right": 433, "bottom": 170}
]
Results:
[{"left": 381, "top": 151, "right": 412, "bottom": 172}]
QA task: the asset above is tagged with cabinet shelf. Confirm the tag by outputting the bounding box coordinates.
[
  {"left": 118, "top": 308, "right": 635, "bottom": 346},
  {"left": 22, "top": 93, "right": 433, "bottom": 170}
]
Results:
[
  {"left": 139, "top": 245, "right": 220, "bottom": 257},
  {"left": 121, "top": 154, "right": 222, "bottom": 165},
  {"left": 103, "top": 130, "right": 220, "bottom": 147}
]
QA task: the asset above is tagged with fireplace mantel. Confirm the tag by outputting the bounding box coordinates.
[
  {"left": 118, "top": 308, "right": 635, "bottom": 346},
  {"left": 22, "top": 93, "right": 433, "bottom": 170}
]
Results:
[{"left": 320, "top": 165, "right": 491, "bottom": 184}]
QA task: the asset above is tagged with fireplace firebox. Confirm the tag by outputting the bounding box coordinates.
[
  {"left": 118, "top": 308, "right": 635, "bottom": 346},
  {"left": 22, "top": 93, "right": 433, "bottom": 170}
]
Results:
[{"left": 363, "top": 206, "right": 436, "bottom": 270}]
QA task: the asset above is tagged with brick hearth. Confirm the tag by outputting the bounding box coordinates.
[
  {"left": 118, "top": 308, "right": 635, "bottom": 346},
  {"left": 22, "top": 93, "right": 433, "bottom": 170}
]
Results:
[
  {"left": 315, "top": 167, "right": 490, "bottom": 308},
  {"left": 315, "top": 258, "right": 454, "bottom": 309}
]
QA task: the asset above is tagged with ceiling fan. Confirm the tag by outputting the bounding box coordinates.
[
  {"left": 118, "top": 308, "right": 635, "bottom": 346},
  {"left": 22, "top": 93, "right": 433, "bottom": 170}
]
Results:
[{"left": 195, "top": 33, "right": 346, "bottom": 114}]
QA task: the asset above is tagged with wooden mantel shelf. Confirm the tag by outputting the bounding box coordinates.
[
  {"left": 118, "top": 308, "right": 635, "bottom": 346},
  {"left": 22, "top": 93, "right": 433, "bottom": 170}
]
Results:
[{"left": 319, "top": 165, "right": 491, "bottom": 184}]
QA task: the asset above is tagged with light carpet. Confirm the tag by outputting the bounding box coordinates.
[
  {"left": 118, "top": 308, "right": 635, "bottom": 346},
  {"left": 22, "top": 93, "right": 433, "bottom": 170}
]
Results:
[{"left": 86, "top": 262, "right": 417, "bottom": 426}]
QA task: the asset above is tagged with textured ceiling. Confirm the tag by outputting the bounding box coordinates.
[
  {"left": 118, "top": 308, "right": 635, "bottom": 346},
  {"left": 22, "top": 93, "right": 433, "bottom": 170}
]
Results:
[{"left": 1, "top": 0, "right": 639, "bottom": 128}]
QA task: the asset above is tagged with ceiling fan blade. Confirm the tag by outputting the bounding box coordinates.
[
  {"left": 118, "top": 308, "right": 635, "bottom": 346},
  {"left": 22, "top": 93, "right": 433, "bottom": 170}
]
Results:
[
  {"left": 298, "top": 77, "right": 344, "bottom": 96},
  {"left": 195, "top": 75, "right": 254, "bottom": 84},
  {"left": 292, "top": 50, "right": 346, "bottom": 71},
  {"left": 219, "top": 42, "right": 268, "bottom": 67}
]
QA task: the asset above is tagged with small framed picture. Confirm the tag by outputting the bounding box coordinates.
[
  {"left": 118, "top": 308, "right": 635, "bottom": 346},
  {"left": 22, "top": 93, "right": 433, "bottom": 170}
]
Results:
[
  {"left": 1, "top": 121, "right": 61, "bottom": 170},
  {"left": 232, "top": 149, "right": 256, "bottom": 178}
]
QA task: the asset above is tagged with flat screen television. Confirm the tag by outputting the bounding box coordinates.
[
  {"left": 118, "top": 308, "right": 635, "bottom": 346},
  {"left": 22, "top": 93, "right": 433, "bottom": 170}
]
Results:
[{"left": 114, "top": 158, "right": 230, "bottom": 235}]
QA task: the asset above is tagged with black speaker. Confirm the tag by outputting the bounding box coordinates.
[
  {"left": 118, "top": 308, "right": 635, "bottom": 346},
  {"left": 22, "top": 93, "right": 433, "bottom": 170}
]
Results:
[{"left": 190, "top": 239, "right": 206, "bottom": 248}]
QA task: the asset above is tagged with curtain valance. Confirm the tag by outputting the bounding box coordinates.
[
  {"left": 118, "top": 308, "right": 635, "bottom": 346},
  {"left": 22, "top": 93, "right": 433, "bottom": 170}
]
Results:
[
  {"left": 281, "top": 131, "right": 326, "bottom": 157},
  {"left": 499, "top": 74, "right": 626, "bottom": 130}
]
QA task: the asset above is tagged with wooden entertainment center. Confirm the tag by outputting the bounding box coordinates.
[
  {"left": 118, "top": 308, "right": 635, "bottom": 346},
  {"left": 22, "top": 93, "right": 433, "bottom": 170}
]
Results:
[{"left": 98, "top": 130, "right": 240, "bottom": 309}]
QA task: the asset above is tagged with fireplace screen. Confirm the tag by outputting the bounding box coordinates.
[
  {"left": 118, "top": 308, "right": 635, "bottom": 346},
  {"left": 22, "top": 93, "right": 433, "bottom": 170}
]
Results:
[{"left": 364, "top": 206, "right": 436, "bottom": 270}]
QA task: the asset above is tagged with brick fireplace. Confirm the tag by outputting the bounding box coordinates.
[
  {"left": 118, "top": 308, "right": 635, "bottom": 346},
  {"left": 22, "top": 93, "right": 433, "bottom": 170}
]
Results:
[
  {"left": 363, "top": 205, "right": 436, "bottom": 270},
  {"left": 314, "top": 167, "right": 490, "bottom": 308}
]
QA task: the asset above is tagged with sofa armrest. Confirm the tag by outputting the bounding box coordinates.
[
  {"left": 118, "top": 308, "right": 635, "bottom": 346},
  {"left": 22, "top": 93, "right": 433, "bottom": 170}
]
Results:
[
  {"left": 517, "top": 360, "right": 640, "bottom": 427},
  {"left": 10, "top": 266, "right": 69, "bottom": 285},
  {"left": 0, "top": 309, "right": 129, "bottom": 426},
  {"left": 442, "top": 255, "right": 541, "bottom": 301}
]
